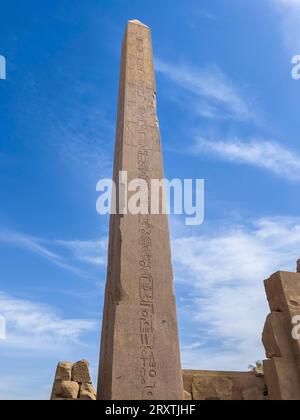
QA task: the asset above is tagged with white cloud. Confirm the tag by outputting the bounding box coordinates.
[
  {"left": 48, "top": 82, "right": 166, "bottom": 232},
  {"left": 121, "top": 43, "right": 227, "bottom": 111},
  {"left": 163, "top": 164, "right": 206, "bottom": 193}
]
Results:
[
  {"left": 0, "top": 229, "right": 58, "bottom": 260},
  {"left": 275, "top": 0, "right": 300, "bottom": 7},
  {"left": 271, "top": 0, "right": 300, "bottom": 50},
  {"left": 57, "top": 239, "right": 108, "bottom": 266},
  {"left": 0, "top": 229, "right": 108, "bottom": 276},
  {"left": 0, "top": 229, "right": 86, "bottom": 277},
  {"left": 0, "top": 292, "right": 99, "bottom": 399},
  {"left": 172, "top": 217, "right": 300, "bottom": 370},
  {"left": 173, "top": 217, "right": 300, "bottom": 288},
  {"left": 0, "top": 292, "right": 97, "bottom": 352},
  {"left": 156, "top": 59, "right": 256, "bottom": 121},
  {"left": 194, "top": 137, "right": 300, "bottom": 181}
]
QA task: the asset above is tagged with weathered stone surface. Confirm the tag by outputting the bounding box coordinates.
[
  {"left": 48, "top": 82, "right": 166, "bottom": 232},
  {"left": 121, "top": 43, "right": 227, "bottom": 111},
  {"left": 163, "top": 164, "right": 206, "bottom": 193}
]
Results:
[
  {"left": 79, "top": 383, "right": 97, "bottom": 400},
  {"left": 60, "top": 381, "right": 80, "bottom": 399},
  {"left": 183, "top": 390, "right": 192, "bottom": 400},
  {"left": 51, "top": 360, "right": 97, "bottom": 400},
  {"left": 72, "top": 360, "right": 91, "bottom": 384},
  {"left": 262, "top": 312, "right": 294, "bottom": 358},
  {"left": 97, "top": 19, "right": 183, "bottom": 400},
  {"left": 51, "top": 362, "right": 74, "bottom": 399},
  {"left": 182, "top": 371, "right": 194, "bottom": 395},
  {"left": 55, "top": 362, "right": 72, "bottom": 381},
  {"left": 192, "top": 376, "right": 233, "bottom": 401},
  {"left": 262, "top": 268, "right": 300, "bottom": 400},
  {"left": 51, "top": 381, "right": 62, "bottom": 400},
  {"left": 242, "top": 386, "right": 265, "bottom": 401},
  {"left": 262, "top": 313, "right": 281, "bottom": 358},
  {"left": 264, "top": 271, "right": 300, "bottom": 312},
  {"left": 81, "top": 383, "right": 96, "bottom": 394},
  {"left": 263, "top": 358, "right": 300, "bottom": 400},
  {"left": 183, "top": 370, "right": 266, "bottom": 401},
  {"left": 79, "top": 391, "right": 96, "bottom": 401}
]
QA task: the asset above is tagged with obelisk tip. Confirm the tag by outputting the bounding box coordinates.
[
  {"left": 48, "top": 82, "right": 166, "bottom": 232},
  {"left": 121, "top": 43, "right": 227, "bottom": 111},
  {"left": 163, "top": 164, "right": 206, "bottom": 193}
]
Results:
[{"left": 128, "top": 19, "right": 149, "bottom": 28}]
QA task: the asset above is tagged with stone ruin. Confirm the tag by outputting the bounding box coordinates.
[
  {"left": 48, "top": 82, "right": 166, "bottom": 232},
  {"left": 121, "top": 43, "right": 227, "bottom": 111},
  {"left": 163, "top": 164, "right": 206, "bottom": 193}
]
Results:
[
  {"left": 51, "top": 261, "right": 300, "bottom": 401},
  {"left": 180, "top": 262, "right": 300, "bottom": 401},
  {"left": 262, "top": 266, "right": 300, "bottom": 400},
  {"left": 50, "top": 18, "right": 300, "bottom": 401},
  {"left": 51, "top": 360, "right": 96, "bottom": 400},
  {"left": 182, "top": 370, "right": 266, "bottom": 401}
]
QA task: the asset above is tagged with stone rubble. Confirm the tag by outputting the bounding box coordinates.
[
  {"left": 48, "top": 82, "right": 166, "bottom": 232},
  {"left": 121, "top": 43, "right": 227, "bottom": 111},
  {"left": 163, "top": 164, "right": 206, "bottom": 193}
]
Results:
[{"left": 51, "top": 360, "right": 96, "bottom": 401}]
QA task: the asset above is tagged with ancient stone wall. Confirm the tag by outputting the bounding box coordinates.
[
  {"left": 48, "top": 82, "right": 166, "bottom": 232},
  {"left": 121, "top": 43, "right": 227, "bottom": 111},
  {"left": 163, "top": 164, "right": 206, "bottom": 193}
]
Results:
[
  {"left": 51, "top": 360, "right": 96, "bottom": 400},
  {"left": 182, "top": 370, "right": 267, "bottom": 400}
]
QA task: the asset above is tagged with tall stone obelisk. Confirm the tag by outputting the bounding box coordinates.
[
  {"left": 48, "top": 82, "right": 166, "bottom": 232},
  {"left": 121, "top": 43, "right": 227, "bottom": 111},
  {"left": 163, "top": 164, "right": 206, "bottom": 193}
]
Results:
[{"left": 97, "top": 20, "right": 183, "bottom": 400}]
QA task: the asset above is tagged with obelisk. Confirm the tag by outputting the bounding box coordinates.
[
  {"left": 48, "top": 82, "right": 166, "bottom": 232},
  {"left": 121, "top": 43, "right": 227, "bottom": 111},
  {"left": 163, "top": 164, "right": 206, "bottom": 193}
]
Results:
[{"left": 97, "top": 20, "right": 183, "bottom": 400}]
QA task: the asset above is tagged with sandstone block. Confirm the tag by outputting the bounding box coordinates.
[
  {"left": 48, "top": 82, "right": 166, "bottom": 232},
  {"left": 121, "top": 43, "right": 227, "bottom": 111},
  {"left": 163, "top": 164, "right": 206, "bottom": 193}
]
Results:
[
  {"left": 79, "top": 391, "right": 96, "bottom": 400},
  {"left": 182, "top": 371, "right": 194, "bottom": 395},
  {"left": 60, "top": 381, "right": 80, "bottom": 399},
  {"left": 55, "top": 362, "right": 72, "bottom": 381},
  {"left": 72, "top": 360, "right": 92, "bottom": 384},
  {"left": 183, "top": 370, "right": 266, "bottom": 401},
  {"left": 79, "top": 383, "right": 96, "bottom": 400},
  {"left": 183, "top": 390, "right": 192, "bottom": 400},
  {"left": 51, "top": 381, "right": 62, "bottom": 400},
  {"left": 262, "top": 311, "right": 296, "bottom": 358},
  {"left": 242, "top": 386, "right": 264, "bottom": 401},
  {"left": 192, "top": 376, "right": 233, "bottom": 401},
  {"left": 263, "top": 357, "right": 300, "bottom": 400},
  {"left": 264, "top": 271, "right": 300, "bottom": 312}
]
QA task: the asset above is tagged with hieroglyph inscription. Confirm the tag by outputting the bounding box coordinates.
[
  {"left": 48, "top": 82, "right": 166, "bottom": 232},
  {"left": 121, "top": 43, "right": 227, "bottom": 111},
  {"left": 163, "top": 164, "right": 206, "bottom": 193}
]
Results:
[{"left": 126, "top": 24, "right": 158, "bottom": 399}]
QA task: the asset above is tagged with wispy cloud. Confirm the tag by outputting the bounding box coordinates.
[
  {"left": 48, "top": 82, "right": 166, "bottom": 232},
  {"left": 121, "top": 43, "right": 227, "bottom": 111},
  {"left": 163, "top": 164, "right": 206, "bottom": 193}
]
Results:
[
  {"left": 0, "top": 228, "right": 108, "bottom": 277},
  {"left": 0, "top": 292, "right": 97, "bottom": 352},
  {"left": 0, "top": 229, "right": 58, "bottom": 260},
  {"left": 156, "top": 59, "right": 257, "bottom": 121},
  {"left": 271, "top": 0, "right": 300, "bottom": 50},
  {"left": 57, "top": 239, "right": 108, "bottom": 266},
  {"left": 0, "top": 291, "right": 98, "bottom": 398},
  {"left": 0, "top": 229, "right": 85, "bottom": 277},
  {"left": 274, "top": 0, "right": 300, "bottom": 9},
  {"left": 173, "top": 217, "right": 300, "bottom": 288},
  {"left": 172, "top": 216, "right": 300, "bottom": 370},
  {"left": 193, "top": 137, "right": 300, "bottom": 181}
]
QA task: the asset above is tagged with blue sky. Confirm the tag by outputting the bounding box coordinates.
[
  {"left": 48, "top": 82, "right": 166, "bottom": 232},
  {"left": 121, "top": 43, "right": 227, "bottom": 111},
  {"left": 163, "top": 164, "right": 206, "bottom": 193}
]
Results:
[{"left": 0, "top": 0, "right": 300, "bottom": 400}]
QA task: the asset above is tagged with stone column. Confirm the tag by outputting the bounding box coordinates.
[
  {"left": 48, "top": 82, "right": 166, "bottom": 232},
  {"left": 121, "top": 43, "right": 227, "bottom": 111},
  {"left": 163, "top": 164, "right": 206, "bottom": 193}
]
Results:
[
  {"left": 262, "top": 270, "right": 300, "bottom": 400},
  {"left": 97, "top": 20, "right": 183, "bottom": 400}
]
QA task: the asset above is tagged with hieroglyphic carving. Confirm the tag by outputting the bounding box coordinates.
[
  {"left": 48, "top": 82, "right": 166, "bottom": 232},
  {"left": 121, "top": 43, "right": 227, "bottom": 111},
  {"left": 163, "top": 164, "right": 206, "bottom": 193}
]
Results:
[
  {"left": 125, "top": 22, "right": 158, "bottom": 399},
  {"left": 138, "top": 219, "right": 156, "bottom": 399},
  {"left": 125, "top": 24, "right": 161, "bottom": 153}
]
